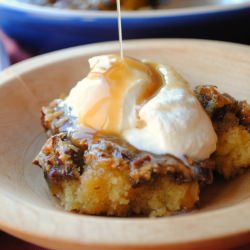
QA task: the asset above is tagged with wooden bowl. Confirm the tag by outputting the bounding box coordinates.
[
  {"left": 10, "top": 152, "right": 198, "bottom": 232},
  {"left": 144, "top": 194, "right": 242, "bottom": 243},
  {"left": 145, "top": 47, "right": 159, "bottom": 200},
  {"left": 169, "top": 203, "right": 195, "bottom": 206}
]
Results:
[{"left": 0, "top": 39, "right": 249, "bottom": 250}]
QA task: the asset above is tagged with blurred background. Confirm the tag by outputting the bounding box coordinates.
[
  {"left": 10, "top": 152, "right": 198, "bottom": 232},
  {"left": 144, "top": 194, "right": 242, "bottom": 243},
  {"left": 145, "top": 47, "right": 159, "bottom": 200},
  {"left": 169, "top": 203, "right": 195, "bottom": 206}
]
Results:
[{"left": 0, "top": 0, "right": 250, "bottom": 68}]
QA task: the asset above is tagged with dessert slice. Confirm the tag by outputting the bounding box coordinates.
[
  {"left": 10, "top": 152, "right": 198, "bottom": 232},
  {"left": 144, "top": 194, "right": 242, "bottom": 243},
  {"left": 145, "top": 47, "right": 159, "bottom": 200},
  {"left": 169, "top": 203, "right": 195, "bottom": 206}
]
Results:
[
  {"left": 34, "top": 100, "right": 213, "bottom": 217},
  {"left": 195, "top": 86, "right": 250, "bottom": 178},
  {"left": 34, "top": 55, "right": 217, "bottom": 217}
]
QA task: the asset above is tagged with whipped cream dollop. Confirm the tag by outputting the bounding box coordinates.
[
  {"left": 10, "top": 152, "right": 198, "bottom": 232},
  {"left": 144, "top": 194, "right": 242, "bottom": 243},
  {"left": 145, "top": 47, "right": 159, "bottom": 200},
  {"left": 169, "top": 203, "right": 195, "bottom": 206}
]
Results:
[{"left": 65, "top": 55, "right": 217, "bottom": 160}]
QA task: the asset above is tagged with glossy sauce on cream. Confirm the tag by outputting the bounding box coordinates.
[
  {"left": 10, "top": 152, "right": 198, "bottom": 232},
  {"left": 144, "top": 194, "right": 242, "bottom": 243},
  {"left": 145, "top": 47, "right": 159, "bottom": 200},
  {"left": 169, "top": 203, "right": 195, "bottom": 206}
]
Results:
[{"left": 80, "top": 57, "right": 163, "bottom": 134}]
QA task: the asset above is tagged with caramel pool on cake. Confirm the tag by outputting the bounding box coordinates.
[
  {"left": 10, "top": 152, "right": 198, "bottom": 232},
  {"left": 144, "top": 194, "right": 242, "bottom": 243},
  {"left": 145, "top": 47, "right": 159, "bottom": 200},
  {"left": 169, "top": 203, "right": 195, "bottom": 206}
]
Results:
[{"left": 34, "top": 55, "right": 250, "bottom": 216}]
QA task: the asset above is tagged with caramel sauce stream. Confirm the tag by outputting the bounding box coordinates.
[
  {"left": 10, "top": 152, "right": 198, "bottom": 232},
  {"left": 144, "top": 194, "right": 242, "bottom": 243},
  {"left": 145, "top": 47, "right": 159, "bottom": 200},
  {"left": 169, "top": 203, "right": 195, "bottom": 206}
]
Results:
[
  {"left": 79, "top": 2, "right": 163, "bottom": 135},
  {"left": 117, "top": 0, "right": 123, "bottom": 59},
  {"left": 81, "top": 58, "right": 163, "bottom": 134}
]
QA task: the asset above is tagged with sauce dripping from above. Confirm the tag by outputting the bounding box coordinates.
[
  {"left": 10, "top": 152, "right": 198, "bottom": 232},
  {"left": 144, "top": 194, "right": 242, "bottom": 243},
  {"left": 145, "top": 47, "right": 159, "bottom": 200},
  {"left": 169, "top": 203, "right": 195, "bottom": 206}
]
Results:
[
  {"left": 117, "top": 0, "right": 124, "bottom": 59},
  {"left": 72, "top": 2, "right": 164, "bottom": 136}
]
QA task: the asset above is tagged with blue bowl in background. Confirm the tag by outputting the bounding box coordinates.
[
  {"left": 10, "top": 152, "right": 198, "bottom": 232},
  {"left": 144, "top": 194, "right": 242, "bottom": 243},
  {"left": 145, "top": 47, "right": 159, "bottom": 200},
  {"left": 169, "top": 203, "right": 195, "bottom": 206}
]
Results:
[
  {"left": 0, "top": 39, "right": 10, "bottom": 70},
  {"left": 0, "top": 1, "right": 249, "bottom": 54}
]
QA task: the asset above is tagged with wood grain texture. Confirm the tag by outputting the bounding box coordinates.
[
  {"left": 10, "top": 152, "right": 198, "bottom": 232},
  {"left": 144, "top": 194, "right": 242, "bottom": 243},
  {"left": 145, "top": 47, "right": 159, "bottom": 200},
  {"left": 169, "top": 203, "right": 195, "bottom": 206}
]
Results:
[{"left": 0, "top": 39, "right": 249, "bottom": 250}]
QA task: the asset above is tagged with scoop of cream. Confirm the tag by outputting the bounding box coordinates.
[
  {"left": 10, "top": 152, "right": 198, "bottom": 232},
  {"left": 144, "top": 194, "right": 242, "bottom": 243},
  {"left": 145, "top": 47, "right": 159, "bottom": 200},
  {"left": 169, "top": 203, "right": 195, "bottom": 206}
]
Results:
[{"left": 65, "top": 55, "right": 217, "bottom": 160}]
